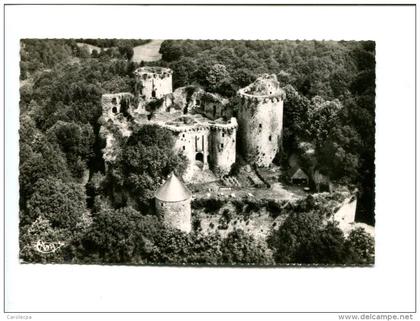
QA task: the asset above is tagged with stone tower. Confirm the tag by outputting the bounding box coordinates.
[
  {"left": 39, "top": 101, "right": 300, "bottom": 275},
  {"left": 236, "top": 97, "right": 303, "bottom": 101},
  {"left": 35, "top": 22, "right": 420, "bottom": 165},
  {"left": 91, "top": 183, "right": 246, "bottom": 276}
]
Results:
[
  {"left": 134, "top": 66, "right": 173, "bottom": 101},
  {"left": 161, "top": 115, "right": 238, "bottom": 181},
  {"left": 237, "top": 74, "right": 286, "bottom": 167},
  {"left": 154, "top": 172, "right": 192, "bottom": 233},
  {"left": 209, "top": 119, "right": 238, "bottom": 175}
]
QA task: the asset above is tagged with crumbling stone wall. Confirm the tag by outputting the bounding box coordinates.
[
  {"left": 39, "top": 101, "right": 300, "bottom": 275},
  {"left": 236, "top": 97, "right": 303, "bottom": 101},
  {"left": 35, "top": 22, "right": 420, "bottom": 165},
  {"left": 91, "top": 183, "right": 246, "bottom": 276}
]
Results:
[
  {"left": 168, "top": 117, "right": 238, "bottom": 179},
  {"left": 172, "top": 86, "right": 204, "bottom": 114},
  {"left": 134, "top": 66, "right": 172, "bottom": 101},
  {"left": 201, "top": 93, "right": 229, "bottom": 120},
  {"left": 155, "top": 198, "right": 192, "bottom": 233},
  {"left": 237, "top": 75, "right": 285, "bottom": 167},
  {"left": 101, "top": 92, "right": 135, "bottom": 121},
  {"left": 172, "top": 125, "right": 211, "bottom": 180}
]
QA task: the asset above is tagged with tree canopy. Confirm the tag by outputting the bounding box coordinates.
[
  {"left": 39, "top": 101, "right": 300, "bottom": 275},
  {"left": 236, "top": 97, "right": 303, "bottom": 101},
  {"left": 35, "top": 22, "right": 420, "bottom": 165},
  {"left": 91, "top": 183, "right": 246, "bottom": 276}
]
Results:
[
  {"left": 26, "top": 178, "right": 87, "bottom": 229},
  {"left": 106, "top": 124, "right": 188, "bottom": 210}
]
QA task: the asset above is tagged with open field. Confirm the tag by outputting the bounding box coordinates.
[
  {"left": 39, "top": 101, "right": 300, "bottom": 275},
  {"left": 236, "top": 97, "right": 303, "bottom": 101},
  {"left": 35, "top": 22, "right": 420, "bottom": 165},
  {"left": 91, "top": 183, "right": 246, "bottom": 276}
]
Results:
[
  {"left": 132, "top": 39, "right": 163, "bottom": 62},
  {"left": 76, "top": 42, "right": 103, "bottom": 54},
  {"left": 76, "top": 40, "right": 162, "bottom": 63}
]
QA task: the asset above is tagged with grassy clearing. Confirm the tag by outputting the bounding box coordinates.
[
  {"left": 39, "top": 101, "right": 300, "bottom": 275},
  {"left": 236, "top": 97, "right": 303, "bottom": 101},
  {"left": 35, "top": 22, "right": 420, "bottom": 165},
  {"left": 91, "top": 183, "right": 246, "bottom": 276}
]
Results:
[{"left": 132, "top": 39, "right": 164, "bottom": 63}]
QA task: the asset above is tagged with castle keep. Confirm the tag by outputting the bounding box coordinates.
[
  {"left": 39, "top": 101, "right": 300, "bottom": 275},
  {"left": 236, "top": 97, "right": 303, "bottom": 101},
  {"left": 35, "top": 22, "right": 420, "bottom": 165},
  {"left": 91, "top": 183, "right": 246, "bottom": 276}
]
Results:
[
  {"left": 237, "top": 74, "right": 285, "bottom": 167},
  {"left": 101, "top": 67, "right": 285, "bottom": 232}
]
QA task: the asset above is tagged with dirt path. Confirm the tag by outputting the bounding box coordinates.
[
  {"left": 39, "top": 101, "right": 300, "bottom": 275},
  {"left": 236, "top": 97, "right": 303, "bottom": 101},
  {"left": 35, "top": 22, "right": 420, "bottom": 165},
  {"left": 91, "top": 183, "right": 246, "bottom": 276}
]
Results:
[
  {"left": 334, "top": 198, "right": 357, "bottom": 234},
  {"left": 132, "top": 39, "right": 164, "bottom": 63}
]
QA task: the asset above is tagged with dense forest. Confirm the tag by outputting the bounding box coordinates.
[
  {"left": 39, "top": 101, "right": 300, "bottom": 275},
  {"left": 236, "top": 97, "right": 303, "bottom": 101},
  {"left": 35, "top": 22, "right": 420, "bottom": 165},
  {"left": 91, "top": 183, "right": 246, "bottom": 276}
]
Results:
[{"left": 19, "top": 39, "right": 375, "bottom": 265}]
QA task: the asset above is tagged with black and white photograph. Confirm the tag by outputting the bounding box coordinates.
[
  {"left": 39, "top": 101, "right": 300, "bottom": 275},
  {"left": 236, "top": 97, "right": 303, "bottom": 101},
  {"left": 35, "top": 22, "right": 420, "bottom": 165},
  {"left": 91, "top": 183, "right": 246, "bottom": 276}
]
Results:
[
  {"left": 4, "top": 3, "right": 416, "bottom": 316},
  {"left": 18, "top": 38, "right": 376, "bottom": 266}
]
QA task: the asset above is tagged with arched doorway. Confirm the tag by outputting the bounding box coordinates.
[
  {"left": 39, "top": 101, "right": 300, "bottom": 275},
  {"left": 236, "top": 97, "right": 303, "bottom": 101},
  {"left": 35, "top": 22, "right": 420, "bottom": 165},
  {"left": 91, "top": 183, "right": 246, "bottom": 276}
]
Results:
[
  {"left": 120, "top": 97, "right": 129, "bottom": 117},
  {"left": 195, "top": 152, "right": 204, "bottom": 170},
  {"left": 195, "top": 152, "right": 204, "bottom": 162}
]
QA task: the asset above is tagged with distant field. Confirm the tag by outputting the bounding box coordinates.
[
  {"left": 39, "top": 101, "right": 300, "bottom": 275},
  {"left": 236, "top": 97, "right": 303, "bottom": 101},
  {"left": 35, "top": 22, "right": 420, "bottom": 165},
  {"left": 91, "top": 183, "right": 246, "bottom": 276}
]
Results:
[
  {"left": 77, "top": 39, "right": 163, "bottom": 62},
  {"left": 76, "top": 42, "right": 103, "bottom": 54},
  {"left": 132, "top": 39, "right": 163, "bottom": 63}
]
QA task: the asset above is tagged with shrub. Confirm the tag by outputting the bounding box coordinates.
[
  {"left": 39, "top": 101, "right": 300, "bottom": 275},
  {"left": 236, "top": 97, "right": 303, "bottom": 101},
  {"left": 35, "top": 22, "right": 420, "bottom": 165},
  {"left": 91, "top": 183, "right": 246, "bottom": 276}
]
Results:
[
  {"left": 191, "top": 198, "right": 225, "bottom": 213},
  {"left": 344, "top": 227, "right": 375, "bottom": 265},
  {"left": 220, "top": 230, "right": 274, "bottom": 265}
]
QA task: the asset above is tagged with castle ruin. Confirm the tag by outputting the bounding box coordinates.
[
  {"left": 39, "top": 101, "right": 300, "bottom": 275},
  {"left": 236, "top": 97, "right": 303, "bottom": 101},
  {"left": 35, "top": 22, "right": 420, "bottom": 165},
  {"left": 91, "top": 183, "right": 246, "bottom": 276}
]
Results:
[
  {"left": 101, "top": 67, "right": 285, "bottom": 232},
  {"left": 101, "top": 66, "right": 240, "bottom": 179}
]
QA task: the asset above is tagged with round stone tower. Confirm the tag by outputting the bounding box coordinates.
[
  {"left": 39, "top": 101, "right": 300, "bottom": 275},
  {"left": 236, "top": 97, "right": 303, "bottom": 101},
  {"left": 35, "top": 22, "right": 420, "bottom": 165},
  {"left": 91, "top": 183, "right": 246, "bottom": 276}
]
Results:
[
  {"left": 154, "top": 172, "right": 192, "bottom": 233},
  {"left": 210, "top": 118, "right": 238, "bottom": 175},
  {"left": 134, "top": 66, "right": 173, "bottom": 101},
  {"left": 237, "top": 74, "right": 286, "bottom": 167}
]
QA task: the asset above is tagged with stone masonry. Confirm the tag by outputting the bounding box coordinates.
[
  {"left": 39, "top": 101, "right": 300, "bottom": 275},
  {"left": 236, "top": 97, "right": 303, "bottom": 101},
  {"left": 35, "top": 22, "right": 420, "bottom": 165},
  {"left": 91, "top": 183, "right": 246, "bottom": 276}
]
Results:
[{"left": 237, "top": 74, "right": 285, "bottom": 167}]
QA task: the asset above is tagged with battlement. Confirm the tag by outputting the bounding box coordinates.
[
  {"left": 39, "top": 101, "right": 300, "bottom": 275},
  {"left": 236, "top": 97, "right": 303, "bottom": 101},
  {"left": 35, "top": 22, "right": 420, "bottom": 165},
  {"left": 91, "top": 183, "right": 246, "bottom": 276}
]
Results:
[
  {"left": 162, "top": 123, "right": 210, "bottom": 133},
  {"left": 210, "top": 117, "right": 238, "bottom": 131},
  {"left": 237, "top": 93, "right": 284, "bottom": 103},
  {"left": 102, "top": 92, "right": 133, "bottom": 101},
  {"left": 134, "top": 66, "right": 173, "bottom": 79},
  {"left": 161, "top": 115, "right": 210, "bottom": 133},
  {"left": 238, "top": 74, "right": 285, "bottom": 102},
  {"left": 160, "top": 114, "right": 237, "bottom": 133}
]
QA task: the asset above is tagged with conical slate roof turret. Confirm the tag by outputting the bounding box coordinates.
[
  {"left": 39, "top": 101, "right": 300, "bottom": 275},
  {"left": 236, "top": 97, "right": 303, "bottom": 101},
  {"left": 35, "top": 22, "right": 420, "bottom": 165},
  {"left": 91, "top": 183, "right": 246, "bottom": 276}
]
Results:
[{"left": 154, "top": 172, "right": 192, "bottom": 202}]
